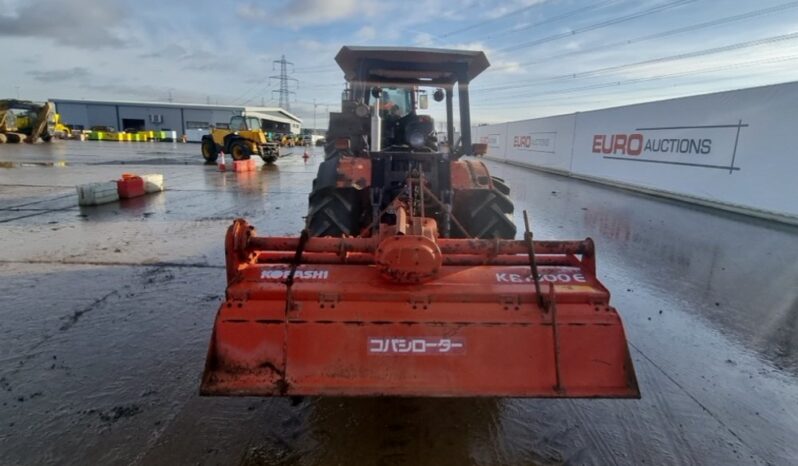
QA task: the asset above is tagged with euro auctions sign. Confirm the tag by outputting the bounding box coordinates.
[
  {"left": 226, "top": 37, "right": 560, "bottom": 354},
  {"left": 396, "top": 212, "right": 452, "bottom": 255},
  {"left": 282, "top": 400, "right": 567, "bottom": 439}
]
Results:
[
  {"left": 591, "top": 122, "right": 747, "bottom": 173},
  {"left": 512, "top": 132, "right": 557, "bottom": 153}
]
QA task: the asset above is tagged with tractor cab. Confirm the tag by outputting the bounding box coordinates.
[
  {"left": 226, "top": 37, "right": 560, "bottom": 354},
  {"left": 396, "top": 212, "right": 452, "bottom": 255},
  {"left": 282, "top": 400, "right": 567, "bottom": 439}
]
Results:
[
  {"left": 312, "top": 46, "right": 508, "bottom": 240},
  {"left": 229, "top": 115, "right": 263, "bottom": 132},
  {"left": 329, "top": 46, "right": 489, "bottom": 157}
]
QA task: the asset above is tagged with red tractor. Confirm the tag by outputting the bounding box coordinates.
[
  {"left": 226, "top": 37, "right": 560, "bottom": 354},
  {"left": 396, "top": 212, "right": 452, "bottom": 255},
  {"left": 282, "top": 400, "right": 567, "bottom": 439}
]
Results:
[{"left": 200, "top": 47, "right": 639, "bottom": 399}]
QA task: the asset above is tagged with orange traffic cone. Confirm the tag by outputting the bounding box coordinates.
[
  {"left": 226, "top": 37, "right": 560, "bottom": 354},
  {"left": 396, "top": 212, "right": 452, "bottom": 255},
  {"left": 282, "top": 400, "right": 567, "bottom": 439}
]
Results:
[{"left": 217, "top": 151, "right": 226, "bottom": 171}]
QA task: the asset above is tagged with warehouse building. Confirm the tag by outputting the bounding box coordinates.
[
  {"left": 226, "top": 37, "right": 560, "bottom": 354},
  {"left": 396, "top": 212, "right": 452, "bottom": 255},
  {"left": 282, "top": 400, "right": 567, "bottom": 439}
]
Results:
[{"left": 50, "top": 99, "right": 302, "bottom": 136}]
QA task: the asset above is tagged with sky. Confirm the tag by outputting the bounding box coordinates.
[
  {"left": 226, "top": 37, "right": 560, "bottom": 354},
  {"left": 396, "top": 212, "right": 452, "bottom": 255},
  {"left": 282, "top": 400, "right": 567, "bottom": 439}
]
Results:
[{"left": 2, "top": 0, "right": 798, "bottom": 128}]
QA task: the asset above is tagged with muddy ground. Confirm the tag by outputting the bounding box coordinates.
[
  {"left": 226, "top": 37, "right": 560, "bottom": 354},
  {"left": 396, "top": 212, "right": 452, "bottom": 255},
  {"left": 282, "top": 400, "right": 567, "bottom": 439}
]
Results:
[{"left": 0, "top": 141, "right": 796, "bottom": 465}]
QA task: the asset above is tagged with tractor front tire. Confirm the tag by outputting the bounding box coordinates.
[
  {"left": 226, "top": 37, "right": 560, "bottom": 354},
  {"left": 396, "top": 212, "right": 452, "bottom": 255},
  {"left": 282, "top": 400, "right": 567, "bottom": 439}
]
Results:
[
  {"left": 229, "top": 140, "right": 251, "bottom": 161},
  {"left": 201, "top": 138, "right": 217, "bottom": 164}
]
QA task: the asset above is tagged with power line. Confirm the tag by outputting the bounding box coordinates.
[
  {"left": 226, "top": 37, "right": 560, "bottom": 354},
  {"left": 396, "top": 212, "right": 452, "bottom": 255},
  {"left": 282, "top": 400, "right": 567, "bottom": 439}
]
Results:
[
  {"left": 229, "top": 79, "right": 267, "bottom": 105},
  {"left": 439, "top": 0, "right": 554, "bottom": 38},
  {"left": 498, "top": 0, "right": 698, "bottom": 52},
  {"left": 484, "top": 0, "right": 621, "bottom": 41},
  {"left": 490, "top": 1, "right": 798, "bottom": 71},
  {"left": 298, "top": 80, "right": 345, "bottom": 89},
  {"left": 293, "top": 65, "right": 339, "bottom": 72},
  {"left": 477, "top": 31, "right": 798, "bottom": 93},
  {"left": 241, "top": 84, "right": 272, "bottom": 106},
  {"left": 471, "top": 54, "right": 798, "bottom": 108}
]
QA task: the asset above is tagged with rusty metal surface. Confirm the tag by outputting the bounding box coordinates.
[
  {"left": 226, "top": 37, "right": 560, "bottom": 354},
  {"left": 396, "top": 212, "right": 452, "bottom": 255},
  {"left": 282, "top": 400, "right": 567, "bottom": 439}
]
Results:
[
  {"left": 203, "top": 198, "right": 637, "bottom": 398},
  {"left": 334, "top": 156, "right": 371, "bottom": 189},
  {"left": 248, "top": 235, "right": 594, "bottom": 256}
]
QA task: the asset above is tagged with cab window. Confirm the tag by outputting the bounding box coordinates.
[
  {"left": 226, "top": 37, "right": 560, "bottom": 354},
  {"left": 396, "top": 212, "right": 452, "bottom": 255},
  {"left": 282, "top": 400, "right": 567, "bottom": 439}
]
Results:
[
  {"left": 380, "top": 88, "right": 412, "bottom": 117},
  {"left": 247, "top": 117, "right": 261, "bottom": 130},
  {"left": 230, "top": 116, "right": 246, "bottom": 131}
]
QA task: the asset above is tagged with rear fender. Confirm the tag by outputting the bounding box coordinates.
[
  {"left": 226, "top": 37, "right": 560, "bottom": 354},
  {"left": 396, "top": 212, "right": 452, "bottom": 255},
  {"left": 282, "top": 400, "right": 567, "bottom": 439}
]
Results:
[
  {"left": 451, "top": 159, "right": 492, "bottom": 190},
  {"left": 311, "top": 154, "right": 371, "bottom": 191},
  {"left": 335, "top": 156, "right": 371, "bottom": 189},
  {"left": 210, "top": 129, "right": 231, "bottom": 146}
]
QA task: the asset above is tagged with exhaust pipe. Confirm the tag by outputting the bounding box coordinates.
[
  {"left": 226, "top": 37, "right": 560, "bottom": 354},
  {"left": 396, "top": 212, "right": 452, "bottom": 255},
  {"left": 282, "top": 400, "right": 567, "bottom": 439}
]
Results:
[{"left": 370, "top": 99, "right": 381, "bottom": 152}]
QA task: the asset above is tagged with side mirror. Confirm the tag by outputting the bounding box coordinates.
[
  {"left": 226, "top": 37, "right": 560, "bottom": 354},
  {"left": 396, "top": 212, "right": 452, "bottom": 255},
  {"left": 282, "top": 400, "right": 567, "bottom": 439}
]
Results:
[
  {"left": 371, "top": 87, "right": 382, "bottom": 99},
  {"left": 419, "top": 94, "right": 428, "bottom": 110},
  {"left": 433, "top": 88, "right": 445, "bottom": 102}
]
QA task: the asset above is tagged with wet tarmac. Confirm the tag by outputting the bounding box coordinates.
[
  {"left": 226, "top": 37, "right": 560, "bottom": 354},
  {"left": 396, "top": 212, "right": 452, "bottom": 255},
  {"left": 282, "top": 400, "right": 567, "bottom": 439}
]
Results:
[{"left": 1, "top": 141, "right": 796, "bottom": 465}]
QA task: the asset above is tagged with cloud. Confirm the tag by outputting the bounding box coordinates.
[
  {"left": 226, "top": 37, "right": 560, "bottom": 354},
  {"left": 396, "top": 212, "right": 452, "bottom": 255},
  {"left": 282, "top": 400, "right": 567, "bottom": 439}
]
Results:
[
  {"left": 297, "top": 39, "right": 327, "bottom": 52},
  {"left": 237, "top": 0, "right": 376, "bottom": 27},
  {"left": 0, "top": 0, "right": 127, "bottom": 48},
  {"left": 414, "top": 32, "right": 436, "bottom": 47},
  {"left": 27, "top": 67, "right": 90, "bottom": 82},
  {"left": 356, "top": 25, "right": 376, "bottom": 41},
  {"left": 138, "top": 44, "right": 189, "bottom": 59}
]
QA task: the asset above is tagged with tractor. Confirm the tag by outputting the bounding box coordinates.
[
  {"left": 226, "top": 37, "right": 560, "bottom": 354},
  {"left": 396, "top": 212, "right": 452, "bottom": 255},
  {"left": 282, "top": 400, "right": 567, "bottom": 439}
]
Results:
[
  {"left": 201, "top": 114, "right": 281, "bottom": 164},
  {"left": 200, "top": 46, "right": 639, "bottom": 399},
  {"left": 306, "top": 46, "right": 515, "bottom": 240}
]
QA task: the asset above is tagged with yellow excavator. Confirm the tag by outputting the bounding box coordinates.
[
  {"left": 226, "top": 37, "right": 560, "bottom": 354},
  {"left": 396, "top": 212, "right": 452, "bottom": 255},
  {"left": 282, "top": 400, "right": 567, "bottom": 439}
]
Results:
[
  {"left": 1, "top": 100, "right": 56, "bottom": 143},
  {"left": 0, "top": 100, "right": 56, "bottom": 143}
]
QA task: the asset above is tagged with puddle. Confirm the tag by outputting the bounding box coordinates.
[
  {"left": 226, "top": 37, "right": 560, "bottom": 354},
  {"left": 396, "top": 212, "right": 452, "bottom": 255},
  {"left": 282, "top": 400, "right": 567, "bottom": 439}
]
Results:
[{"left": 0, "top": 161, "right": 68, "bottom": 168}]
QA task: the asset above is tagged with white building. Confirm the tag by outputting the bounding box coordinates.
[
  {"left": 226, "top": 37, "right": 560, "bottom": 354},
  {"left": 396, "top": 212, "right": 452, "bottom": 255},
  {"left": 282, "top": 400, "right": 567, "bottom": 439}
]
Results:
[{"left": 51, "top": 99, "right": 302, "bottom": 136}]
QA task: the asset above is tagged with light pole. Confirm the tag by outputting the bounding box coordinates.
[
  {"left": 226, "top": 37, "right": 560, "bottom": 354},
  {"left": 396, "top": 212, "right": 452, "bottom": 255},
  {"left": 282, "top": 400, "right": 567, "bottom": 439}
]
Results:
[{"left": 312, "top": 100, "right": 329, "bottom": 134}]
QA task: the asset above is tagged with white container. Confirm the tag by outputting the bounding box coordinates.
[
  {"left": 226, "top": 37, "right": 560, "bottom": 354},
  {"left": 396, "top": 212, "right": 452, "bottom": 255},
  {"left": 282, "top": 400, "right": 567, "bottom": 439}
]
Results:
[
  {"left": 76, "top": 181, "right": 119, "bottom": 206},
  {"left": 140, "top": 173, "right": 164, "bottom": 193}
]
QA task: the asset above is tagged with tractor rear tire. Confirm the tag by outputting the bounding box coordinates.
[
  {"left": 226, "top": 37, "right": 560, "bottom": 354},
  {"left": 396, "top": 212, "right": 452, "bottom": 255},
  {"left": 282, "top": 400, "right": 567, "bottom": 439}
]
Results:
[
  {"left": 229, "top": 140, "right": 251, "bottom": 161},
  {"left": 201, "top": 138, "right": 217, "bottom": 164},
  {"left": 306, "top": 187, "right": 364, "bottom": 237},
  {"left": 453, "top": 187, "right": 516, "bottom": 239}
]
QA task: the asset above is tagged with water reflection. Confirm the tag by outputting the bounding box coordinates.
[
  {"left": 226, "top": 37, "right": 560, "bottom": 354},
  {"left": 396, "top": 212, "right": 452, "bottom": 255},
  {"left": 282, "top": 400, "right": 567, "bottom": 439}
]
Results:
[{"left": 243, "top": 397, "right": 518, "bottom": 466}]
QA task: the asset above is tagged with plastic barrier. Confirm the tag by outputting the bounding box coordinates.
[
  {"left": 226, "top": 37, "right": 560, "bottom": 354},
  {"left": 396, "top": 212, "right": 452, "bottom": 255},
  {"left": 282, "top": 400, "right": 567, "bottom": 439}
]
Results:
[
  {"left": 117, "top": 174, "right": 145, "bottom": 199},
  {"left": 233, "top": 158, "right": 258, "bottom": 172},
  {"left": 81, "top": 130, "right": 180, "bottom": 143},
  {"left": 473, "top": 81, "right": 798, "bottom": 225},
  {"left": 76, "top": 182, "right": 119, "bottom": 206},
  {"left": 141, "top": 174, "right": 165, "bottom": 193}
]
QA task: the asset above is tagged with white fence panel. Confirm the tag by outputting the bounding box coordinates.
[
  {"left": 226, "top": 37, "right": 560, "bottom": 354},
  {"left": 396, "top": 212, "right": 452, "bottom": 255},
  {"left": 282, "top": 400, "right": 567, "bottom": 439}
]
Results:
[
  {"left": 570, "top": 82, "right": 798, "bottom": 219},
  {"left": 473, "top": 81, "right": 798, "bottom": 223},
  {"left": 504, "top": 114, "right": 576, "bottom": 173},
  {"left": 474, "top": 124, "right": 508, "bottom": 161}
]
